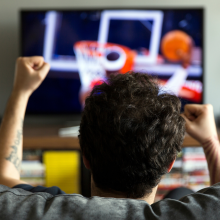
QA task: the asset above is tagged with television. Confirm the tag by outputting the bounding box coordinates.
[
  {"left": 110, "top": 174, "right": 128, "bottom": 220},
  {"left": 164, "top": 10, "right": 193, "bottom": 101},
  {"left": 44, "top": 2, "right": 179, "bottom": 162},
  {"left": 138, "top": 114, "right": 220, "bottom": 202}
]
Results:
[{"left": 20, "top": 8, "right": 204, "bottom": 114}]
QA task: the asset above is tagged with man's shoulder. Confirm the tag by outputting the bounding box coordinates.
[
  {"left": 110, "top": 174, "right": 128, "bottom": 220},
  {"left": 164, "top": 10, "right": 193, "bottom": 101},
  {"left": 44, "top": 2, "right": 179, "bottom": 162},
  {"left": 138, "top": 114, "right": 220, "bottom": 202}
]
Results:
[
  {"left": 1, "top": 184, "right": 220, "bottom": 220},
  {"left": 151, "top": 183, "right": 220, "bottom": 218}
]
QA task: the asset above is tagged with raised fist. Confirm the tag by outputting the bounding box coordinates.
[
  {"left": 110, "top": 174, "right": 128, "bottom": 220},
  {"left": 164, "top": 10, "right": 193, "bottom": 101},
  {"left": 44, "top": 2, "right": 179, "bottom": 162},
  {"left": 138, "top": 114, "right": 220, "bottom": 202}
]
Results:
[
  {"left": 181, "top": 104, "right": 218, "bottom": 144},
  {"left": 13, "top": 56, "right": 50, "bottom": 96}
]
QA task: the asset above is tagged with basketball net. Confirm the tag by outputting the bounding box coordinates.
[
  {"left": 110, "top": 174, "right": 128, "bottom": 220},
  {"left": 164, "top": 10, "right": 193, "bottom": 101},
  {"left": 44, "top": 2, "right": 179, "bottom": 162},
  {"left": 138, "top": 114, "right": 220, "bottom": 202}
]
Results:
[{"left": 74, "top": 41, "right": 107, "bottom": 91}]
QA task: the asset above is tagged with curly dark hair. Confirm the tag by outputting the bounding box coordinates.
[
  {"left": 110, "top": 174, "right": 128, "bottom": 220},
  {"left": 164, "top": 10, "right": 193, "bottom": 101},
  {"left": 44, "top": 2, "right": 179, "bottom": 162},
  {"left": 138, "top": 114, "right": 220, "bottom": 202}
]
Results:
[{"left": 79, "top": 72, "right": 185, "bottom": 199}]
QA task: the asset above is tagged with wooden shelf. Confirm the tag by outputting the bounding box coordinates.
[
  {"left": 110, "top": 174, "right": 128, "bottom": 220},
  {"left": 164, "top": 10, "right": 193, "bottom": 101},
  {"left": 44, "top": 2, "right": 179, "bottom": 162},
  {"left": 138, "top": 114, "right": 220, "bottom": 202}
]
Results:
[
  {"left": 23, "top": 136, "right": 80, "bottom": 150},
  {"left": 23, "top": 126, "right": 80, "bottom": 150},
  {"left": 23, "top": 125, "right": 213, "bottom": 150},
  {"left": 182, "top": 134, "right": 201, "bottom": 147}
]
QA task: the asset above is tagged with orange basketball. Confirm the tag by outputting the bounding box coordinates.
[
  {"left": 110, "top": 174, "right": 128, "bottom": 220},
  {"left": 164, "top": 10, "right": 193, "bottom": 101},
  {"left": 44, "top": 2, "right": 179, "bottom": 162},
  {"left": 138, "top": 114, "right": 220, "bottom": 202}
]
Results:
[{"left": 161, "top": 30, "right": 193, "bottom": 62}]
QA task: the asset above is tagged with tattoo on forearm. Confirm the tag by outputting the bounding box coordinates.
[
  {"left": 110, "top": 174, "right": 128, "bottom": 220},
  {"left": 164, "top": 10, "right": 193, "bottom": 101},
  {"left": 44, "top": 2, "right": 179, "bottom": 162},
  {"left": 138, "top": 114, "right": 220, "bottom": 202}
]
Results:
[
  {"left": 5, "top": 119, "right": 23, "bottom": 172},
  {"left": 5, "top": 146, "right": 21, "bottom": 171}
]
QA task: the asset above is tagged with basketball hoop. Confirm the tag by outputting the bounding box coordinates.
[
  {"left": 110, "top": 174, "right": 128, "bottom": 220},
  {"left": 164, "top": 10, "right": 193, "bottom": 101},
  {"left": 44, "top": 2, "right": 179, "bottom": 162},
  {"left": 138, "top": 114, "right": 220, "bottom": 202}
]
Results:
[
  {"left": 74, "top": 41, "right": 136, "bottom": 107},
  {"left": 74, "top": 41, "right": 136, "bottom": 90}
]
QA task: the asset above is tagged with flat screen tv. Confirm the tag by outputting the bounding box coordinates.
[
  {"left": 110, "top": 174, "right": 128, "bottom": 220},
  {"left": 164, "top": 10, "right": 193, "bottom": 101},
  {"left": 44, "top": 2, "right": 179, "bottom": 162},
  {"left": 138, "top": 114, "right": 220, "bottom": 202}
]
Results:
[{"left": 20, "top": 8, "right": 204, "bottom": 114}]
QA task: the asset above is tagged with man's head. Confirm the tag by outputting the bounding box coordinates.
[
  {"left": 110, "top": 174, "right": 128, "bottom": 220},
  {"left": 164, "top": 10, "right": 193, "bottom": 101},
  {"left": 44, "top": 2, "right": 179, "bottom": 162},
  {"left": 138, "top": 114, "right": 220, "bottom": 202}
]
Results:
[{"left": 79, "top": 72, "right": 185, "bottom": 199}]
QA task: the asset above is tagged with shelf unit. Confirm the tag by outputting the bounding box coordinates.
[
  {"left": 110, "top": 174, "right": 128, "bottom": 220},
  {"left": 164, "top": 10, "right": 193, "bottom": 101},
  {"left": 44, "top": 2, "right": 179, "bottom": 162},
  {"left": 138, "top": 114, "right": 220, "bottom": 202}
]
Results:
[{"left": 23, "top": 126, "right": 216, "bottom": 197}]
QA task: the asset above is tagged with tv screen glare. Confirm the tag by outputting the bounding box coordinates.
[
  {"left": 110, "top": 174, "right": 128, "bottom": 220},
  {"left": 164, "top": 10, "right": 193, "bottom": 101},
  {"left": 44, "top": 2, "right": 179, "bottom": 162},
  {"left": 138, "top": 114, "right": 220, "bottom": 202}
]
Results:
[{"left": 21, "top": 8, "right": 204, "bottom": 114}]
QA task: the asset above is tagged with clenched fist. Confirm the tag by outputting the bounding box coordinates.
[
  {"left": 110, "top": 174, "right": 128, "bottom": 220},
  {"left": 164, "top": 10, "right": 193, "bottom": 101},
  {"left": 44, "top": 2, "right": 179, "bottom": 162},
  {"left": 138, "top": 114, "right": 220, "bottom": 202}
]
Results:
[
  {"left": 181, "top": 104, "right": 218, "bottom": 144},
  {"left": 13, "top": 56, "right": 50, "bottom": 96}
]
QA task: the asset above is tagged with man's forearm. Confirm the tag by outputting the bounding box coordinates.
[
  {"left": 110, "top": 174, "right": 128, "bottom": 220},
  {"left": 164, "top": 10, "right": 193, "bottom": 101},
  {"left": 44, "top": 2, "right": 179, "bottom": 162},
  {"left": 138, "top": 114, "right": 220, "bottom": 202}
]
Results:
[
  {"left": 0, "top": 90, "right": 29, "bottom": 180},
  {"left": 202, "top": 136, "right": 220, "bottom": 185},
  {"left": 0, "top": 56, "right": 49, "bottom": 187}
]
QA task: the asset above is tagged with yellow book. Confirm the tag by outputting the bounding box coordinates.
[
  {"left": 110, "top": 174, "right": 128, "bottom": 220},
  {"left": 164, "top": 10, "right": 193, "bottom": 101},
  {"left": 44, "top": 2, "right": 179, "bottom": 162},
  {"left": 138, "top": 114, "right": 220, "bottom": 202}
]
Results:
[{"left": 43, "top": 151, "right": 80, "bottom": 194}]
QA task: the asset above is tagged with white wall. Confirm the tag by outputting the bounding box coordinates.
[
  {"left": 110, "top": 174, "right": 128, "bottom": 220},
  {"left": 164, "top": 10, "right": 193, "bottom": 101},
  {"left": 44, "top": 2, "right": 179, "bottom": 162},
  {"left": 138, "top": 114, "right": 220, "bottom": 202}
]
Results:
[{"left": 1, "top": 0, "right": 220, "bottom": 121}]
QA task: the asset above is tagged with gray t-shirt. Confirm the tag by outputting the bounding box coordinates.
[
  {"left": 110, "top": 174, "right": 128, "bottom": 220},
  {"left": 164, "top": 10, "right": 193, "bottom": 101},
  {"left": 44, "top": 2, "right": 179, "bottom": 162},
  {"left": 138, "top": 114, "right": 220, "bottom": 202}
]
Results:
[{"left": 1, "top": 183, "right": 220, "bottom": 220}]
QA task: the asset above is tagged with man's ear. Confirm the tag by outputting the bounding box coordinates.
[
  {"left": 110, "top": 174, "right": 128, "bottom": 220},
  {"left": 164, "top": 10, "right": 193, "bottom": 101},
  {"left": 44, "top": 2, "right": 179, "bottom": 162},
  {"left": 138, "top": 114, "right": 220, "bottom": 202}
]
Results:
[
  {"left": 167, "top": 159, "right": 175, "bottom": 173},
  {"left": 82, "top": 155, "right": 91, "bottom": 170}
]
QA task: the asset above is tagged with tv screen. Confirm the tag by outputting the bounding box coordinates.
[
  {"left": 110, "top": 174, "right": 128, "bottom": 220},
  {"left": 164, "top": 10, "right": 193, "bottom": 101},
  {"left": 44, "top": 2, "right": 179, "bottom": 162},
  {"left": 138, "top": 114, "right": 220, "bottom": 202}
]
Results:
[{"left": 20, "top": 8, "right": 204, "bottom": 114}]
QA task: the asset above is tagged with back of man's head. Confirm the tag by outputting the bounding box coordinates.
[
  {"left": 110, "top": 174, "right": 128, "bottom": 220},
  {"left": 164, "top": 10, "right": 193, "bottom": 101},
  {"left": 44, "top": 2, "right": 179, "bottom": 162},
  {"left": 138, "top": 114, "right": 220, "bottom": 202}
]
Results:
[{"left": 79, "top": 72, "right": 185, "bottom": 199}]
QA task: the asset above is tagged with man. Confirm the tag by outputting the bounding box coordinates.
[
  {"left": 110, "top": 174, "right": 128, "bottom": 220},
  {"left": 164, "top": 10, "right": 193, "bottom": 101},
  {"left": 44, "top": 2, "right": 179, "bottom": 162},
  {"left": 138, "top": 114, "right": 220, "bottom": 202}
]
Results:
[{"left": 0, "top": 56, "right": 220, "bottom": 219}]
